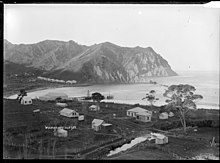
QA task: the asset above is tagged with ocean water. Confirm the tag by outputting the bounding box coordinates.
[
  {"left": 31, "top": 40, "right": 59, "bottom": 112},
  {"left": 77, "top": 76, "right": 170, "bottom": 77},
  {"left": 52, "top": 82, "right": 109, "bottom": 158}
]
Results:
[{"left": 8, "top": 71, "right": 219, "bottom": 109}]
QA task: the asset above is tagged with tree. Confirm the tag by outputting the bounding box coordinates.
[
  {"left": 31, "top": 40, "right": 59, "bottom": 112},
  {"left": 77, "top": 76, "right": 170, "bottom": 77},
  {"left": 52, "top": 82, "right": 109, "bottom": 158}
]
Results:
[
  {"left": 142, "top": 90, "right": 159, "bottom": 109},
  {"left": 163, "top": 84, "right": 203, "bottom": 134},
  {"left": 17, "top": 89, "right": 27, "bottom": 103},
  {"left": 91, "top": 92, "right": 105, "bottom": 111}
]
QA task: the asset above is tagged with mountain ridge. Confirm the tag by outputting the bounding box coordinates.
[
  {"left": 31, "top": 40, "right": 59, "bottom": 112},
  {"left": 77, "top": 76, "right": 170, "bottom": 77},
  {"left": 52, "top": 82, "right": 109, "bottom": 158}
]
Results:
[{"left": 4, "top": 39, "right": 177, "bottom": 83}]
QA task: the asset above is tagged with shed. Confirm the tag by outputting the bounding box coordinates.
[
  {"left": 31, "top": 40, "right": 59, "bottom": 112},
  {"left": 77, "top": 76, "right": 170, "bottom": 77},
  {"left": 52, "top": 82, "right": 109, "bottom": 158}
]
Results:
[
  {"left": 54, "top": 128, "right": 68, "bottom": 137},
  {"left": 89, "top": 105, "right": 99, "bottom": 111},
  {"left": 92, "top": 119, "right": 104, "bottom": 131},
  {"left": 56, "top": 103, "right": 68, "bottom": 107},
  {"left": 151, "top": 133, "right": 168, "bottom": 144},
  {"left": 59, "top": 108, "right": 79, "bottom": 118},
  {"left": 21, "top": 96, "right": 32, "bottom": 105},
  {"left": 102, "top": 123, "right": 113, "bottom": 133},
  {"left": 159, "top": 112, "right": 169, "bottom": 120},
  {"left": 78, "top": 115, "right": 85, "bottom": 121},
  {"left": 39, "top": 92, "right": 68, "bottom": 101},
  {"left": 168, "top": 112, "right": 174, "bottom": 117}
]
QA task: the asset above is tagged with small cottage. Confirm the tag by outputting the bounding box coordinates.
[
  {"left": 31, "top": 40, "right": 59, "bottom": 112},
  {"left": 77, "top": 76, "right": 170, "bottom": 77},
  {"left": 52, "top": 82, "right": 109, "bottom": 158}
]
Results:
[
  {"left": 21, "top": 96, "right": 32, "bottom": 105},
  {"left": 159, "top": 112, "right": 169, "bottom": 120},
  {"left": 92, "top": 119, "right": 104, "bottom": 131},
  {"left": 59, "top": 108, "right": 79, "bottom": 118},
  {"left": 54, "top": 128, "right": 68, "bottom": 137},
  {"left": 151, "top": 133, "right": 168, "bottom": 144}
]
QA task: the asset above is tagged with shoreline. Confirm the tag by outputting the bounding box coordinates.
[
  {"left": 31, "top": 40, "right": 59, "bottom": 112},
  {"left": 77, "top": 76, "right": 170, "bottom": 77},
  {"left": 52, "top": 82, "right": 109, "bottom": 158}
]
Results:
[{"left": 4, "top": 83, "right": 219, "bottom": 110}]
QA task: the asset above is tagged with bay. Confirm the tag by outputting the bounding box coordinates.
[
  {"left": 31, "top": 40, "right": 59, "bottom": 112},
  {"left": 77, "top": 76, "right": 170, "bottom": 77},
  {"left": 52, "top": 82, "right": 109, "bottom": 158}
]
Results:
[{"left": 8, "top": 71, "right": 219, "bottom": 109}]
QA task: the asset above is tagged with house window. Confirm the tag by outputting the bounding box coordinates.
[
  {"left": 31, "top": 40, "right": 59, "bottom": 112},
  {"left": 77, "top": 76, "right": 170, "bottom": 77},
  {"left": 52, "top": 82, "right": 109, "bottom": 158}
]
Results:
[
  {"left": 29, "top": 101, "right": 31, "bottom": 103},
  {"left": 136, "top": 115, "right": 139, "bottom": 119},
  {"left": 25, "top": 101, "right": 27, "bottom": 104}
]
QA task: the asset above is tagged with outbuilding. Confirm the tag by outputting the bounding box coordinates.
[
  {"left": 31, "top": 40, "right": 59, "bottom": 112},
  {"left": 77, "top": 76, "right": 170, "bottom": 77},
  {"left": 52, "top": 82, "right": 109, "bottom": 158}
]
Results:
[
  {"left": 159, "top": 112, "right": 169, "bottom": 120},
  {"left": 59, "top": 108, "right": 79, "bottom": 118},
  {"left": 89, "top": 105, "right": 99, "bottom": 111},
  {"left": 21, "top": 96, "right": 32, "bottom": 105},
  {"left": 168, "top": 112, "right": 174, "bottom": 117},
  {"left": 92, "top": 119, "right": 104, "bottom": 131},
  {"left": 78, "top": 115, "right": 85, "bottom": 121}
]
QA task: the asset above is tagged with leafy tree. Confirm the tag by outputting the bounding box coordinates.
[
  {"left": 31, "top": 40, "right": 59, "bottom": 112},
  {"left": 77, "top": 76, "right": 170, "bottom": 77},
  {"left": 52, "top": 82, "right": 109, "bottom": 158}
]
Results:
[
  {"left": 163, "top": 84, "right": 203, "bottom": 134},
  {"left": 142, "top": 90, "right": 159, "bottom": 109},
  {"left": 55, "top": 97, "right": 62, "bottom": 103},
  {"left": 91, "top": 92, "right": 105, "bottom": 111},
  {"left": 17, "top": 89, "right": 27, "bottom": 102}
]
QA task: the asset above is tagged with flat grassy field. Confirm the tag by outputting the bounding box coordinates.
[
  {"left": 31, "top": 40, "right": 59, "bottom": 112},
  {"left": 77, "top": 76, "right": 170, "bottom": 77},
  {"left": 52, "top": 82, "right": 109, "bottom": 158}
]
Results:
[{"left": 108, "top": 149, "right": 175, "bottom": 160}]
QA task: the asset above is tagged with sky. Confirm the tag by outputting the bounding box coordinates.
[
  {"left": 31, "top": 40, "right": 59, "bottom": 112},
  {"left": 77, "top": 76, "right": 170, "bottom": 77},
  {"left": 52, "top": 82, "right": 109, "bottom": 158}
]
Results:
[{"left": 4, "top": 4, "right": 220, "bottom": 72}]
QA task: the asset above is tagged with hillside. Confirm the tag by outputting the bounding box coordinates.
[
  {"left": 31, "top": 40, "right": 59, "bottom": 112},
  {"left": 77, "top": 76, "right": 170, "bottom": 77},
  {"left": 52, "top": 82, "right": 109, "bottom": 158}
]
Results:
[{"left": 4, "top": 39, "right": 177, "bottom": 83}]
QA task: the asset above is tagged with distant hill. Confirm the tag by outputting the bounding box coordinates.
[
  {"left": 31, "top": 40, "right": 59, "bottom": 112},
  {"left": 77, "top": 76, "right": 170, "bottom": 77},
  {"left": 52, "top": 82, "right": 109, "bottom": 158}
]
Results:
[{"left": 4, "top": 39, "right": 177, "bottom": 83}]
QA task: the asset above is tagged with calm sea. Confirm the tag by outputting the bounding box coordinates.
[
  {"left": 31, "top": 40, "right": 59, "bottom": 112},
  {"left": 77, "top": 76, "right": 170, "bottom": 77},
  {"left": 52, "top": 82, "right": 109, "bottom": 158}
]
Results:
[{"left": 8, "top": 71, "right": 219, "bottom": 109}]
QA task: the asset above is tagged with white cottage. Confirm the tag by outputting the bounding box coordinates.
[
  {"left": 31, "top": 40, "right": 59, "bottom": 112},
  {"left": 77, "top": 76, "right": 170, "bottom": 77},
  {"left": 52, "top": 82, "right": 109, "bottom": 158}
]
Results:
[
  {"left": 21, "top": 96, "right": 32, "bottom": 105},
  {"left": 168, "top": 112, "right": 174, "bottom": 117},
  {"left": 127, "top": 107, "right": 152, "bottom": 122},
  {"left": 59, "top": 108, "right": 79, "bottom": 118}
]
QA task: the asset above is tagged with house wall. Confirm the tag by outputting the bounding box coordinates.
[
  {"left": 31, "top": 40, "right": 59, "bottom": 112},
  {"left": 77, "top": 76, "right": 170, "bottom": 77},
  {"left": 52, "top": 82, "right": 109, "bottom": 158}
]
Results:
[
  {"left": 21, "top": 99, "right": 32, "bottom": 105},
  {"left": 93, "top": 125, "right": 101, "bottom": 131},
  {"left": 136, "top": 115, "right": 151, "bottom": 122},
  {"left": 155, "top": 137, "right": 168, "bottom": 144}
]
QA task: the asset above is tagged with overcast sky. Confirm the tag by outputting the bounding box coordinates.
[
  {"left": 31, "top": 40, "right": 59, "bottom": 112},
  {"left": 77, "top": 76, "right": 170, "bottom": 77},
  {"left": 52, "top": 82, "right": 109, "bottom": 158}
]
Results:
[{"left": 4, "top": 4, "right": 220, "bottom": 72}]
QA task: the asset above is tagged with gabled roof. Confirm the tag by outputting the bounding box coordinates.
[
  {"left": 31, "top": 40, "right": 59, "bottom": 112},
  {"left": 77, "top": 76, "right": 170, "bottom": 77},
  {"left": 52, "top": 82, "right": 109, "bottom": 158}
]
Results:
[
  {"left": 92, "top": 119, "right": 104, "bottom": 126},
  {"left": 136, "top": 111, "right": 152, "bottom": 116},
  {"left": 60, "top": 108, "right": 76, "bottom": 114},
  {"left": 127, "top": 107, "right": 149, "bottom": 113}
]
